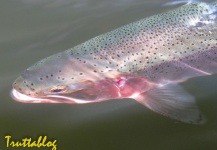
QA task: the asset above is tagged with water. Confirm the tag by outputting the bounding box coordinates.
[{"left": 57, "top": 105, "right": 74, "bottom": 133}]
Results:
[{"left": 1, "top": 0, "right": 217, "bottom": 149}]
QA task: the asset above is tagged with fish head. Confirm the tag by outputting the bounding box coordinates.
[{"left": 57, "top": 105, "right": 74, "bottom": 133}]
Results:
[{"left": 11, "top": 51, "right": 151, "bottom": 104}]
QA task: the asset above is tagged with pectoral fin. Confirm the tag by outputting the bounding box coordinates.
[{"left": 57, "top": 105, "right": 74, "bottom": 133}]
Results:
[{"left": 134, "top": 82, "right": 206, "bottom": 124}]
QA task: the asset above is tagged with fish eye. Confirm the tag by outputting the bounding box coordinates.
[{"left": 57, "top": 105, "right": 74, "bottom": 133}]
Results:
[
  {"left": 50, "top": 86, "right": 66, "bottom": 93},
  {"left": 52, "top": 89, "right": 62, "bottom": 93}
]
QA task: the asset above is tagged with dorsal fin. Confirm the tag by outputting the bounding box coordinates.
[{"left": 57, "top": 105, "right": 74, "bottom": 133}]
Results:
[{"left": 162, "top": 0, "right": 196, "bottom": 6}]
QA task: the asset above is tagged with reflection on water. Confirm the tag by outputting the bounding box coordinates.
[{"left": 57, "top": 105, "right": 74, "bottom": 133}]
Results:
[{"left": 1, "top": 0, "right": 217, "bottom": 149}]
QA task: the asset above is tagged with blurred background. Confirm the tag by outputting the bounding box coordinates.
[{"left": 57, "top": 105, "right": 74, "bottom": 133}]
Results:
[{"left": 1, "top": 0, "right": 217, "bottom": 149}]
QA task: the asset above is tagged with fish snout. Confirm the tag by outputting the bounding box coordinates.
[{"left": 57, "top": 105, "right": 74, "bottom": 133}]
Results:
[{"left": 12, "top": 76, "right": 37, "bottom": 97}]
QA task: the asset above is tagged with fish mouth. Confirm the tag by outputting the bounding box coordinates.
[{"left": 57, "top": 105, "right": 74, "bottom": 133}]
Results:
[
  {"left": 11, "top": 79, "right": 121, "bottom": 104},
  {"left": 10, "top": 88, "right": 95, "bottom": 104}
]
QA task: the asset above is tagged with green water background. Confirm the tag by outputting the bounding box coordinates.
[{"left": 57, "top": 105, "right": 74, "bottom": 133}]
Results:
[{"left": 1, "top": 0, "right": 217, "bottom": 149}]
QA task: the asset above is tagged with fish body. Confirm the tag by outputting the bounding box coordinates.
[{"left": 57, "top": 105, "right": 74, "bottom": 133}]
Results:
[{"left": 11, "top": 1, "right": 217, "bottom": 124}]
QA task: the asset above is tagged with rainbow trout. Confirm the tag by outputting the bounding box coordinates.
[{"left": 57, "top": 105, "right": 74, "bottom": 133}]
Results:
[{"left": 11, "top": 1, "right": 217, "bottom": 124}]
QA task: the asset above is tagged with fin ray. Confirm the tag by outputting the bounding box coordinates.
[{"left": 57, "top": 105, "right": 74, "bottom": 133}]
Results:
[{"left": 134, "top": 82, "right": 206, "bottom": 124}]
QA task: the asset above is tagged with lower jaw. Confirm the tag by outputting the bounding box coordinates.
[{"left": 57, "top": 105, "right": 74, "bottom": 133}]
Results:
[
  {"left": 10, "top": 89, "right": 97, "bottom": 104},
  {"left": 10, "top": 89, "right": 48, "bottom": 103}
]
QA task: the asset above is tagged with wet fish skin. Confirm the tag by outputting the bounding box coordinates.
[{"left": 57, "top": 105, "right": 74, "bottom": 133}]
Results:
[{"left": 11, "top": 1, "right": 217, "bottom": 124}]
